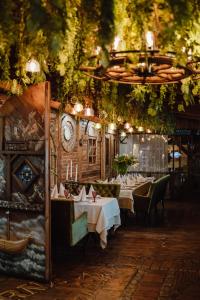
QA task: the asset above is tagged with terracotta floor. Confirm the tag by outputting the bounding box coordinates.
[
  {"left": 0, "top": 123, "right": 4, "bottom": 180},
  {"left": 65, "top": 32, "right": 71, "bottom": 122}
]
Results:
[{"left": 1, "top": 189, "right": 200, "bottom": 300}]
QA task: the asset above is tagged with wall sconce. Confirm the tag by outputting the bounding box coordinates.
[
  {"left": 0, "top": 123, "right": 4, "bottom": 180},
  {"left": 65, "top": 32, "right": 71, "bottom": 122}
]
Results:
[{"left": 25, "top": 58, "right": 40, "bottom": 73}]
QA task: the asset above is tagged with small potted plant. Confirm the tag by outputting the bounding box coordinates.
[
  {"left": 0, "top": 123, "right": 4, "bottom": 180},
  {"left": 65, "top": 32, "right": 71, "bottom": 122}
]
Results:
[{"left": 112, "top": 154, "right": 138, "bottom": 175}]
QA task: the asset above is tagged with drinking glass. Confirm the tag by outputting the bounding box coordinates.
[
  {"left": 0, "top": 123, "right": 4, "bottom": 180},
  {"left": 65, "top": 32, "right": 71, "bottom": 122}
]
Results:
[{"left": 92, "top": 191, "right": 97, "bottom": 202}]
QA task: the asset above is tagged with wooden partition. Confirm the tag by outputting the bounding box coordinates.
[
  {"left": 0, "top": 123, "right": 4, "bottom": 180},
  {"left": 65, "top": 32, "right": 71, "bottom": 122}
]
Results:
[{"left": 0, "top": 82, "right": 51, "bottom": 281}]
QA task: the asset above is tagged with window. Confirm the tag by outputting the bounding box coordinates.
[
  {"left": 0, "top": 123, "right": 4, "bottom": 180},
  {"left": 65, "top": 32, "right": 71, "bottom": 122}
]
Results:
[{"left": 88, "top": 138, "right": 97, "bottom": 164}]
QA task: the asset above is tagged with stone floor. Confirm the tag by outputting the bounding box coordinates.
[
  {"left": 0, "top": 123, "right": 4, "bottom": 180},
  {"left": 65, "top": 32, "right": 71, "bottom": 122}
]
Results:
[{"left": 1, "top": 189, "right": 200, "bottom": 299}]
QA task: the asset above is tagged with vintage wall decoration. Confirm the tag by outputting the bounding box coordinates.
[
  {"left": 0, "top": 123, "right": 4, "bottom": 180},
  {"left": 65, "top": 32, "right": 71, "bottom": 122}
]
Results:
[{"left": 61, "top": 114, "right": 76, "bottom": 152}]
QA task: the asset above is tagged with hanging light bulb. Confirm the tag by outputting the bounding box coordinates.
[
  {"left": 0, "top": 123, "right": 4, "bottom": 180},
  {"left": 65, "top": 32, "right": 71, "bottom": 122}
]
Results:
[
  {"left": 83, "top": 107, "right": 94, "bottom": 117},
  {"left": 146, "top": 128, "right": 152, "bottom": 133},
  {"left": 25, "top": 58, "right": 40, "bottom": 73},
  {"left": 108, "top": 123, "right": 117, "bottom": 130},
  {"left": 120, "top": 131, "right": 127, "bottom": 137},
  {"left": 146, "top": 31, "right": 154, "bottom": 50},
  {"left": 124, "top": 122, "right": 131, "bottom": 129},
  {"left": 113, "top": 36, "right": 120, "bottom": 51},
  {"left": 128, "top": 127, "right": 134, "bottom": 133},
  {"left": 138, "top": 126, "right": 144, "bottom": 132},
  {"left": 95, "top": 123, "right": 102, "bottom": 130},
  {"left": 74, "top": 102, "right": 83, "bottom": 113}
]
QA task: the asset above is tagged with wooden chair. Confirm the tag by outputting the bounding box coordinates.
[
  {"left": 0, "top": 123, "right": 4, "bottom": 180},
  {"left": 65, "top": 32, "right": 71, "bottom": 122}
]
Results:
[
  {"left": 51, "top": 199, "right": 88, "bottom": 248},
  {"left": 133, "top": 175, "right": 170, "bottom": 223}
]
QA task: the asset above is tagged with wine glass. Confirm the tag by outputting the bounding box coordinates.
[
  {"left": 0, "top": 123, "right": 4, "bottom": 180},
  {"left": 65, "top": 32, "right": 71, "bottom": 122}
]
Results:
[{"left": 92, "top": 190, "right": 97, "bottom": 202}]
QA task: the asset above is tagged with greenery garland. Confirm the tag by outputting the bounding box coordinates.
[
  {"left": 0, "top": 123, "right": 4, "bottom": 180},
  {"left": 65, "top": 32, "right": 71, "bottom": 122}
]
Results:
[{"left": 0, "top": 0, "right": 199, "bottom": 132}]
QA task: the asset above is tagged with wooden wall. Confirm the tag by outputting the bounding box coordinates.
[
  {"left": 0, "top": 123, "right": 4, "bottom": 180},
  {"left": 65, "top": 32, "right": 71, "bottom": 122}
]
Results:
[{"left": 50, "top": 112, "right": 118, "bottom": 185}]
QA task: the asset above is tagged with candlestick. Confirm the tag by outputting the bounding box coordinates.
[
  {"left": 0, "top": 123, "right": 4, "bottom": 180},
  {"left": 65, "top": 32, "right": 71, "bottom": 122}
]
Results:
[
  {"left": 75, "top": 164, "right": 78, "bottom": 182},
  {"left": 70, "top": 160, "right": 73, "bottom": 179}
]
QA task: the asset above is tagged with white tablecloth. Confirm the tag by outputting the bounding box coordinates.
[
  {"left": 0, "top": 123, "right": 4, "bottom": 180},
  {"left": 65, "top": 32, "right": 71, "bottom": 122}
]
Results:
[
  {"left": 74, "top": 197, "right": 121, "bottom": 249},
  {"left": 119, "top": 178, "right": 154, "bottom": 212}
]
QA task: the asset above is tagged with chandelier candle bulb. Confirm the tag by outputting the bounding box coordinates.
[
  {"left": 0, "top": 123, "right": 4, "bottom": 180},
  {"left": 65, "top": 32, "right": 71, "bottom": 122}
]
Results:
[
  {"left": 113, "top": 36, "right": 120, "bottom": 51},
  {"left": 146, "top": 31, "right": 154, "bottom": 49}
]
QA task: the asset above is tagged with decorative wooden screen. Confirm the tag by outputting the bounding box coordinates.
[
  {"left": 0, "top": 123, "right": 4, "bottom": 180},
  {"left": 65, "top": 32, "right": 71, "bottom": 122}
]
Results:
[{"left": 0, "top": 82, "right": 51, "bottom": 281}]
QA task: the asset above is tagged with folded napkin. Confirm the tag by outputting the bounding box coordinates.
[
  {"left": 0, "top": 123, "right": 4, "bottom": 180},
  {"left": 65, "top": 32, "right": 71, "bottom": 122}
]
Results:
[
  {"left": 88, "top": 185, "right": 95, "bottom": 197},
  {"left": 74, "top": 186, "right": 87, "bottom": 201},
  {"left": 59, "top": 183, "right": 65, "bottom": 197},
  {"left": 51, "top": 184, "right": 59, "bottom": 198}
]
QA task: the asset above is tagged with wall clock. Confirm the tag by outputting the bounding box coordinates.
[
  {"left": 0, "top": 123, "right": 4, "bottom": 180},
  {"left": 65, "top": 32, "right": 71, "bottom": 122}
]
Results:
[{"left": 61, "top": 115, "right": 76, "bottom": 152}]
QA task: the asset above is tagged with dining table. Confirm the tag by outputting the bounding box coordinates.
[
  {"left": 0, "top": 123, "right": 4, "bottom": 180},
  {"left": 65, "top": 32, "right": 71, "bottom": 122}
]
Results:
[
  {"left": 74, "top": 196, "right": 121, "bottom": 249},
  {"left": 118, "top": 177, "right": 155, "bottom": 213}
]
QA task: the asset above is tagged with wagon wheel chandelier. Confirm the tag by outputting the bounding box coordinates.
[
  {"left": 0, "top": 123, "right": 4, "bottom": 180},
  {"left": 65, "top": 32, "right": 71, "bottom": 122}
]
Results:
[{"left": 80, "top": 32, "right": 200, "bottom": 85}]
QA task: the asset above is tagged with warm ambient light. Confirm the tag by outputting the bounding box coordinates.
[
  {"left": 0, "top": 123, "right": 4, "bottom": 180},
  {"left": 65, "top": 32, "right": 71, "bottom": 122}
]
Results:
[
  {"left": 83, "top": 107, "right": 94, "bottom": 117},
  {"left": 138, "top": 126, "right": 144, "bottom": 132},
  {"left": 113, "top": 36, "right": 120, "bottom": 51},
  {"left": 120, "top": 131, "right": 127, "bottom": 137},
  {"left": 74, "top": 102, "right": 83, "bottom": 113},
  {"left": 25, "top": 58, "right": 40, "bottom": 73},
  {"left": 124, "top": 122, "right": 131, "bottom": 130},
  {"left": 108, "top": 123, "right": 117, "bottom": 130},
  {"left": 146, "top": 31, "right": 154, "bottom": 49},
  {"left": 128, "top": 127, "right": 134, "bottom": 133},
  {"left": 94, "top": 123, "right": 102, "bottom": 129},
  {"left": 146, "top": 128, "right": 152, "bottom": 133},
  {"left": 95, "top": 46, "right": 101, "bottom": 55}
]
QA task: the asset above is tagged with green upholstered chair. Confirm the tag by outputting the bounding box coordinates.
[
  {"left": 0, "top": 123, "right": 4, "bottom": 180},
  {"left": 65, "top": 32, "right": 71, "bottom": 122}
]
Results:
[
  {"left": 133, "top": 174, "right": 170, "bottom": 218},
  {"left": 82, "top": 182, "right": 120, "bottom": 199},
  {"left": 51, "top": 199, "right": 88, "bottom": 248}
]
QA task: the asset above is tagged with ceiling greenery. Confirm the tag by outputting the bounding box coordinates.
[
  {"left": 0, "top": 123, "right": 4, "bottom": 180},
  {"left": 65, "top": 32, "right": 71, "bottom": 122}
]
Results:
[{"left": 0, "top": 0, "right": 200, "bottom": 133}]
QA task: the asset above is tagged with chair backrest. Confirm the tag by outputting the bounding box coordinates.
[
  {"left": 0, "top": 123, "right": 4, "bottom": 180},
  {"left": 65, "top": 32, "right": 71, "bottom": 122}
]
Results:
[
  {"left": 51, "top": 199, "right": 87, "bottom": 247},
  {"left": 133, "top": 181, "right": 152, "bottom": 197},
  {"left": 147, "top": 174, "right": 170, "bottom": 213},
  {"left": 83, "top": 183, "right": 121, "bottom": 198}
]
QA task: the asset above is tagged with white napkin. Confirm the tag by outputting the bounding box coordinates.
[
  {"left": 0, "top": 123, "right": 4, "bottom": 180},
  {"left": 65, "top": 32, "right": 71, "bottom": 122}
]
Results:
[
  {"left": 88, "top": 185, "right": 95, "bottom": 197},
  {"left": 51, "top": 184, "right": 59, "bottom": 198},
  {"left": 74, "top": 186, "right": 87, "bottom": 201},
  {"left": 59, "top": 183, "right": 65, "bottom": 197}
]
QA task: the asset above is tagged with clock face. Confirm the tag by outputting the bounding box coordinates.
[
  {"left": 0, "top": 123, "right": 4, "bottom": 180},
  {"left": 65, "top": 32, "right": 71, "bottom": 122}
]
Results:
[{"left": 61, "top": 115, "right": 76, "bottom": 152}]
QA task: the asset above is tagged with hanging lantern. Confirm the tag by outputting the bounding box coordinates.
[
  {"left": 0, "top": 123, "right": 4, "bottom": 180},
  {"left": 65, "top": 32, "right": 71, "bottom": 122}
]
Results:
[{"left": 25, "top": 58, "right": 40, "bottom": 73}]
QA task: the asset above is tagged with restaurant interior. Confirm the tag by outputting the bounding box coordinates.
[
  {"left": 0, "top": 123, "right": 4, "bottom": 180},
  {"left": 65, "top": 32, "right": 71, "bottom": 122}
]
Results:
[{"left": 0, "top": 1, "right": 200, "bottom": 299}]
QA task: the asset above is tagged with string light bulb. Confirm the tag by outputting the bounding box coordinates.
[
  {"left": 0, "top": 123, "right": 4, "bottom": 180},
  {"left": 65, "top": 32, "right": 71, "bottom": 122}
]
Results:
[
  {"left": 74, "top": 102, "right": 83, "bottom": 113},
  {"left": 25, "top": 58, "right": 40, "bottom": 73},
  {"left": 108, "top": 123, "right": 117, "bottom": 130}
]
